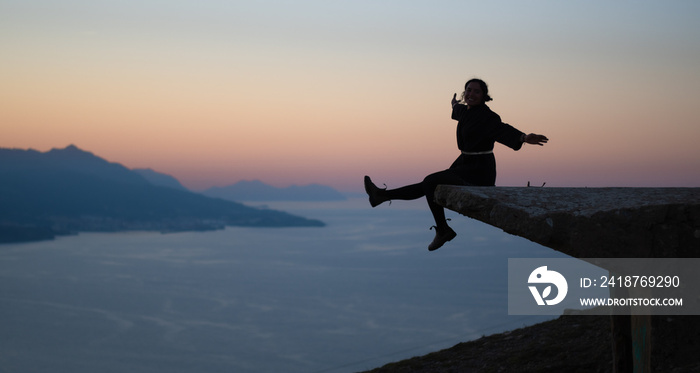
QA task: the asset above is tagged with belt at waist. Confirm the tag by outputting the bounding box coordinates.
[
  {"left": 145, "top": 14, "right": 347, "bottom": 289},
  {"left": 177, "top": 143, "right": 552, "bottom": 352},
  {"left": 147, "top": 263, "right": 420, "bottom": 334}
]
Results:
[{"left": 461, "top": 150, "right": 493, "bottom": 155}]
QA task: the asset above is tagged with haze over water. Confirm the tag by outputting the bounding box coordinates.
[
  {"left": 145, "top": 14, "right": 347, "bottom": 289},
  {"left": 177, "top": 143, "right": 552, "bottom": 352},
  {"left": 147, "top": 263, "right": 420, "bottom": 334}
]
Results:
[{"left": 0, "top": 199, "right": 568, "bottom": 373}]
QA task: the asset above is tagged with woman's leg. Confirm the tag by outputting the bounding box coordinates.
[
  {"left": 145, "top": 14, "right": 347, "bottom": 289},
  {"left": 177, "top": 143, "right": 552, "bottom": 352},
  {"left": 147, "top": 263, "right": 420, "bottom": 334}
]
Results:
[
  {"left": 384, "top": 183, "right": 425, "bottom": 200},
  {"left": 364, "top": 171, "right": 465, "bottom": 223},
  {"left": 421, "top": 170, "right": 467, "bottom": 251},
  {"left": 364, "top": 176, "right": 424, "bottom": 207},
  {"left": 421, "top": 169, "right": 467, "bottom": 228},
  {"left": 364, "top": 171, "right": 466, "bottom": 251}
]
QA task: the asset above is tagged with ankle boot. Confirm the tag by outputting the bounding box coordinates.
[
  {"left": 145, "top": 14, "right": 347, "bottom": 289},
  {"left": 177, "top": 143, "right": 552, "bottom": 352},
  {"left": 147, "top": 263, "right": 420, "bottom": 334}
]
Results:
[
  {"left": 428, "top": 225, "right": 457, "bottom": 251},
  {"left": 364, "top": 176, "right": 388, "bottom": 207}
]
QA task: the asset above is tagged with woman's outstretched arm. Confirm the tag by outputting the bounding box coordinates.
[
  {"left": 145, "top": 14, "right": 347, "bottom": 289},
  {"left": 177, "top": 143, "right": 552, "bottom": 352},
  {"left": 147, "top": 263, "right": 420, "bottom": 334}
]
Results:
[{"left": 521, "top": 133, "right": 549, "bottom": 146}]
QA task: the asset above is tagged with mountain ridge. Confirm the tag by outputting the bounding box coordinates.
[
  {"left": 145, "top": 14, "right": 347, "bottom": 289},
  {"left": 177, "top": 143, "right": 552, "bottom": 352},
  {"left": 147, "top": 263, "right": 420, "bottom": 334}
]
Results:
[
  {"left": 133, "top": 168, "right": 188, "bottom": 191},
  {"left": 0, "top": 145, "right": 324, "bottom": 243}
]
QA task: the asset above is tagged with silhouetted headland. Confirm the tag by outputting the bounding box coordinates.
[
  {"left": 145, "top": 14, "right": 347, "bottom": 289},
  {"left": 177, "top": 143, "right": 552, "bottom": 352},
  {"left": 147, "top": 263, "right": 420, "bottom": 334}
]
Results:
[{"left": 0, "top": 145, "right": 324, "bottom": 243}]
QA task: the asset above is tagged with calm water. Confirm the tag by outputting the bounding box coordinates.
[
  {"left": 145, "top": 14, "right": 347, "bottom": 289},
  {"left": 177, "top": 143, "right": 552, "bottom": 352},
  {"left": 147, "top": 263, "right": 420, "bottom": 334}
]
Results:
[{"left": 0, "top": 199, "right": 568, "bottom": 373}]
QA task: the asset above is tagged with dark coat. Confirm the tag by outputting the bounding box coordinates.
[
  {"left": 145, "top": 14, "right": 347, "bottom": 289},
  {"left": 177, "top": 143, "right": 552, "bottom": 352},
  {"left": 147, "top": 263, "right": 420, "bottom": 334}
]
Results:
[{"left": 449, "top": 103, "right": 525, "bottom": 186}]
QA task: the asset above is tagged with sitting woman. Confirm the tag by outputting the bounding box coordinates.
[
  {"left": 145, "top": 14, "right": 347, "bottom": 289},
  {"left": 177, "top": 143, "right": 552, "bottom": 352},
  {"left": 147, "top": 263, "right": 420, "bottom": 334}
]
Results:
[{"left": 364, "top": 78, "right": 548, "bottom": 251}]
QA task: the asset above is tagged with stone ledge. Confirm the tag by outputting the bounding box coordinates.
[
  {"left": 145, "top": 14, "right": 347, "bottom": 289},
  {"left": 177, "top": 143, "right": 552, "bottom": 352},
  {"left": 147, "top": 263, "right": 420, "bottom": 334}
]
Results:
[{"left": 434, "top": 186, "right": 700, "bottom": 258}]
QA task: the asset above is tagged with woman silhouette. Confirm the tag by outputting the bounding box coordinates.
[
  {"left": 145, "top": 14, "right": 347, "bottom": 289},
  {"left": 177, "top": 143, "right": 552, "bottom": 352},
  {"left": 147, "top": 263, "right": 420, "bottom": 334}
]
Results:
[{"left": 364, "top": 78, "right": 548, "bottom": 251}]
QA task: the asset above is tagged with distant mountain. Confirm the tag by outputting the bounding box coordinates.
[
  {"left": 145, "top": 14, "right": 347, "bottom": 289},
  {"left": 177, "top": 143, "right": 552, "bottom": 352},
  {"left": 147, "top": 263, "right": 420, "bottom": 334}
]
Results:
[
  {"left": 0, "top": 146, "right": 324, "bottom": 243},
  {"left": 3, "top": 145, "right": 147, "bottom": 185},
  {"left": 202, "top": 180, "right": 347, "bottom": 201},
  {"left": 133, "top": 168, "right": 188, "bottom": 191}
]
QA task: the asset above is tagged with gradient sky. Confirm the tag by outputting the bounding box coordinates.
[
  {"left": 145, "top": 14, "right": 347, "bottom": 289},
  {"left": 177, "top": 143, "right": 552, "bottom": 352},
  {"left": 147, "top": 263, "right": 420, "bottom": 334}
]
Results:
[{"left": 2, "top": 1, "right": 699, "bottom": 192}]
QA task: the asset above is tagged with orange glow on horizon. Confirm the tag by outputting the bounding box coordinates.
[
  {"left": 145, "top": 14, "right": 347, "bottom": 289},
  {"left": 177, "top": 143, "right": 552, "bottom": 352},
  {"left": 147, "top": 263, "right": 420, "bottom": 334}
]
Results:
[{"left": 2, "top": 2, "right": 700, "bottom": 192}]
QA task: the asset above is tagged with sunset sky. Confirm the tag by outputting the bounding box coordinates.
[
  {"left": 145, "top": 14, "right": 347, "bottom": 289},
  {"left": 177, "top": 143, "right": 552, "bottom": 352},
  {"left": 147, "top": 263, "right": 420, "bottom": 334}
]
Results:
[{"left": 2, "top": 1, "right": 699, "bottom": 192}]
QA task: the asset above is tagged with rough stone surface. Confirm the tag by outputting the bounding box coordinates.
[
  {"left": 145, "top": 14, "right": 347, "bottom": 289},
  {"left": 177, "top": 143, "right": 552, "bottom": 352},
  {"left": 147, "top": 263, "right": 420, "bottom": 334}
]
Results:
[
  {"left": 434, "top": 187, "right": 700, "bottom": 258},
  {"left": 361, "top": 314, "right": 613, "bottom": 373},
  {"left": 361, "top": 314, "right": 700, "bottom": 373}
]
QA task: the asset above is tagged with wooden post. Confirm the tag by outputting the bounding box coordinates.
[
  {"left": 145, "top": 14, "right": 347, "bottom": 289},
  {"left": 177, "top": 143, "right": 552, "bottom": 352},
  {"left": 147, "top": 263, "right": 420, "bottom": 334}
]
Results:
[
  {"left": 611, "top": 315, "right": 633, "bottom": 373},
  {"left": 610, "top": 281, "right": 633, "bottom": 373},
  {"left": 609, "top": 274, "right": 652, "bottom": 373},
  {"left": 631, "top": 314, "right": 651, "bottom": 373}
]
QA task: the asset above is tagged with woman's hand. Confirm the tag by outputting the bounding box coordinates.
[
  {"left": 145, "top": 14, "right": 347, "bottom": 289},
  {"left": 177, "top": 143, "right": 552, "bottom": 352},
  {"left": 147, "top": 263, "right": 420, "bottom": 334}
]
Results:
[
  {"left": 523, "top": 133, "right": 549, "bottom": 146},
  {"left": 451, "top": 93, "right": 460, "bottom": 107}
]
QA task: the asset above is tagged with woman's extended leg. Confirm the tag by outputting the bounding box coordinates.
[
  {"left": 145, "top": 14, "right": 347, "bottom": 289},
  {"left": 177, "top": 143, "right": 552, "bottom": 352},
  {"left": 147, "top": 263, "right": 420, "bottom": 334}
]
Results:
[
  {"left": 364, "top": 170, "right": 466, "bottom": 251},
  {"left": 363, "top": 176, "right": 424, "bottom": 207}
]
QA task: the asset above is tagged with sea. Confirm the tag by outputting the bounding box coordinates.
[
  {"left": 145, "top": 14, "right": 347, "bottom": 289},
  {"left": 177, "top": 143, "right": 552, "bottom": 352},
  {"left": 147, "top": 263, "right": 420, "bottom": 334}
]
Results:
[{"left": 0, "top": 198, "right": 570, "bottom": 373}]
